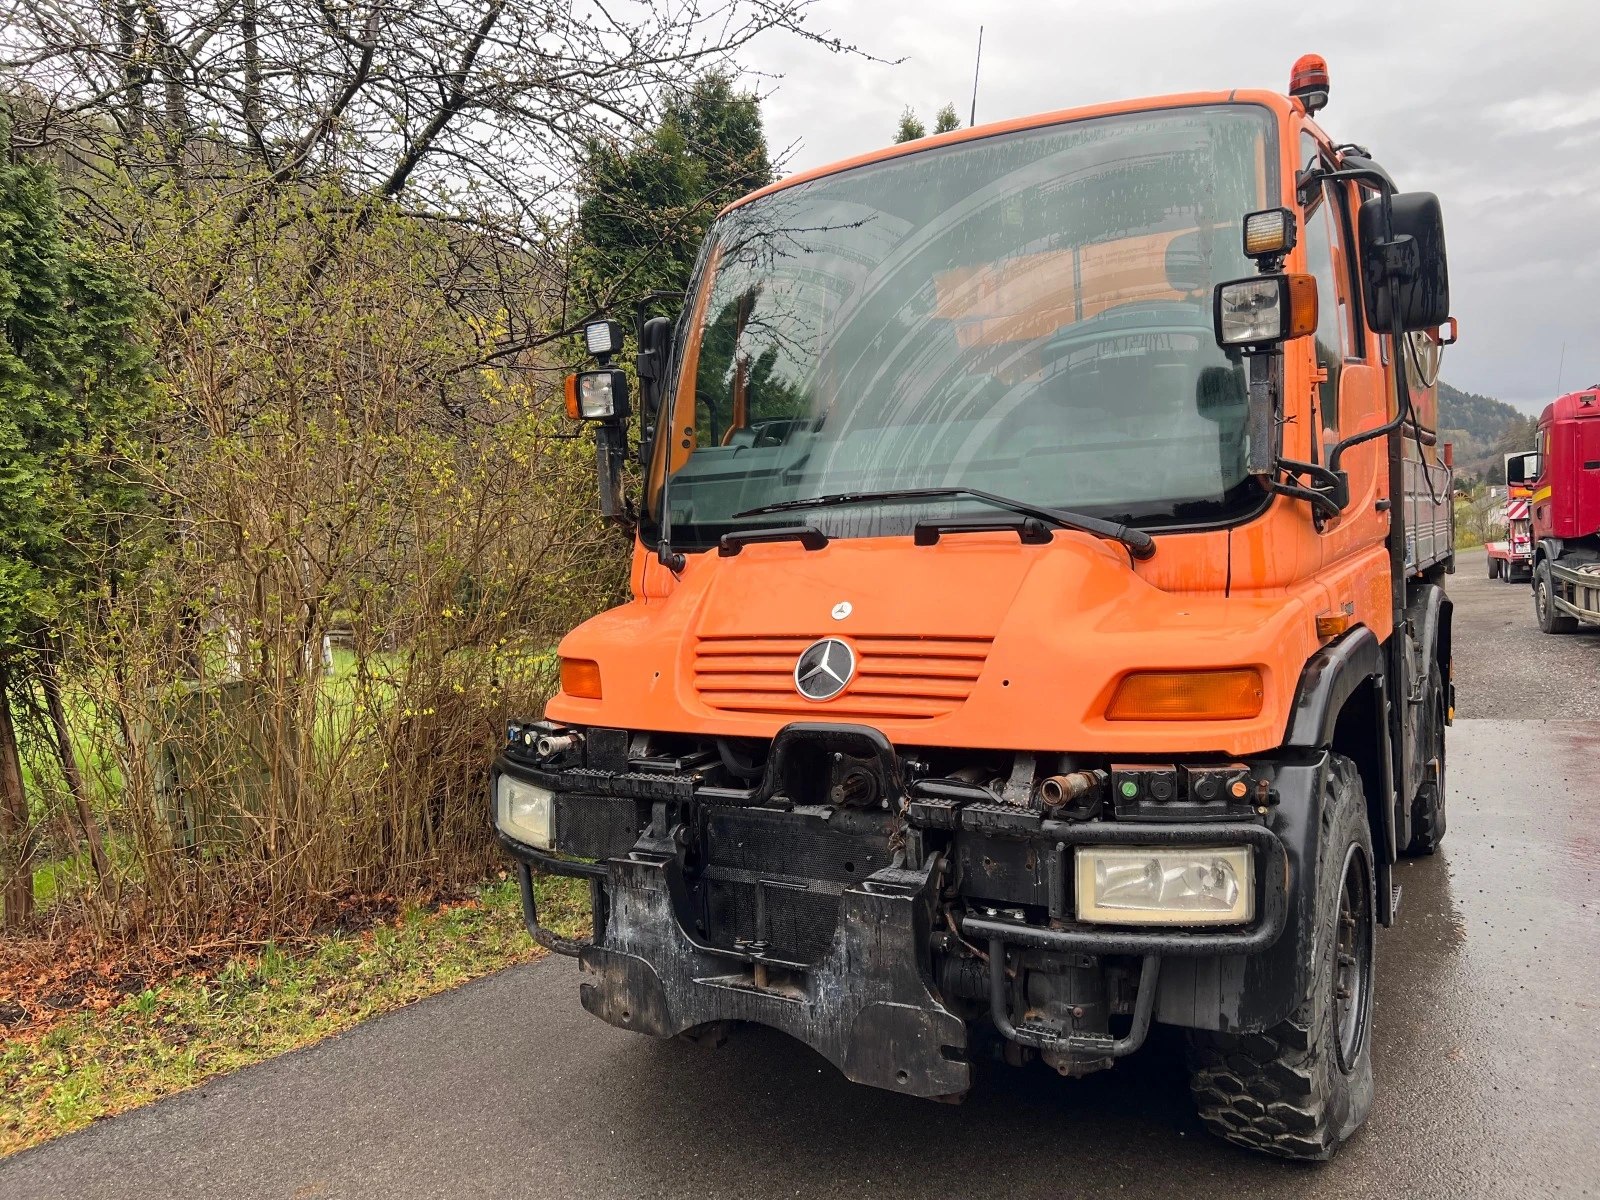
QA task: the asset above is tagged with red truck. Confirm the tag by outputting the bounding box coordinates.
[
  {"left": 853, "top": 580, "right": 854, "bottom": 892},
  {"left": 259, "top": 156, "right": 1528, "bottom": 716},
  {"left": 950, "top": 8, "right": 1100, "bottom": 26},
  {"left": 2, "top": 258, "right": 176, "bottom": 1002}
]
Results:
[
  {"left": 1509, "top": 387, "right": 1600, "bottom": 631},
  {"left": 1485, "top": 457, "right": 1534, "bottom": 583}
]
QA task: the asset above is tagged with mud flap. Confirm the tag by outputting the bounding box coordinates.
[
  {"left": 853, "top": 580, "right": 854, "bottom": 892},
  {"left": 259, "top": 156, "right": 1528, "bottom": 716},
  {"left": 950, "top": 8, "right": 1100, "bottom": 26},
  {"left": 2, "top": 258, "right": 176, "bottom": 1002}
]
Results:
[{"left": 578, "top": 854, "right": 970, "bottom": 1099}]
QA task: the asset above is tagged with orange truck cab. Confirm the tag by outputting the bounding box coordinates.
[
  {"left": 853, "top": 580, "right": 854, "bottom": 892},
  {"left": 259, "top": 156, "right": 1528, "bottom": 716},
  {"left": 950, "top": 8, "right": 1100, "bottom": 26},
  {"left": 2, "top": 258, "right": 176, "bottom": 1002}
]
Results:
[{"left": 493, "top": 57, "right": 1457, "bottom": 1161}]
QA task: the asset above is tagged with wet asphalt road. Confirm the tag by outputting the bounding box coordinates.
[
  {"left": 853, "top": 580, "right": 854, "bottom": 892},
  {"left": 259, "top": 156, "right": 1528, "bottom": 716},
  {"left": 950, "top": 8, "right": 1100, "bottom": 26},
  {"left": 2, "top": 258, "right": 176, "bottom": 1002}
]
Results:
[
  {"left": 1451, "top": 547, "right": 1600, "bottom": 719},
  {"left": 4, "top": 554, "right": 1598, "bottom": 1199}
]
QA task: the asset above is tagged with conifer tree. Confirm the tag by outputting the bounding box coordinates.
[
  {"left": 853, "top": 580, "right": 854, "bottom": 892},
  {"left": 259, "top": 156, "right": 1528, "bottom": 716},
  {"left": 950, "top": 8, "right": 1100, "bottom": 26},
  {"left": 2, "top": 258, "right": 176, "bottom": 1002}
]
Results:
[{"left": 0, "top": 112, "right": 152, "bottom": 926}]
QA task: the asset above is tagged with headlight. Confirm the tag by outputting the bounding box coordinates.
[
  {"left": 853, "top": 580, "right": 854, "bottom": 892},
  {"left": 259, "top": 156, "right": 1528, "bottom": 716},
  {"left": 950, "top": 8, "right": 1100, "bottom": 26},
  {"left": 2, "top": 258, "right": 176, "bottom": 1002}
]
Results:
[
  {"left": 1076, "top": 846, "right": 1253, "bottom": 926},
  {"left": 496, "top": 774, "right": 553, "bottom": 849},
  {"left": 1212, "top": 273, "right": 1317, "bottom": 348},
  {"left": 563, "top": 369, "right": 630, "bottom": 420}
]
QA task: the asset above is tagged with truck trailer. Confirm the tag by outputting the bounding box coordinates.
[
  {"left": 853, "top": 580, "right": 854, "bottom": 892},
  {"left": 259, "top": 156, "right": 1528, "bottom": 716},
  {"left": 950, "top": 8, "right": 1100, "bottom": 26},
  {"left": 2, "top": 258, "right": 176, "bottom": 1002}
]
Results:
[
  {"left": 1486, "top": 457, "right": 1534, "bottom": 582},
  {"left": 492, "top": 56, "right": 1457, "bottom": 1161},
  {"left": 1512, "top": 387, "right": 1600, "bottom": 630}
]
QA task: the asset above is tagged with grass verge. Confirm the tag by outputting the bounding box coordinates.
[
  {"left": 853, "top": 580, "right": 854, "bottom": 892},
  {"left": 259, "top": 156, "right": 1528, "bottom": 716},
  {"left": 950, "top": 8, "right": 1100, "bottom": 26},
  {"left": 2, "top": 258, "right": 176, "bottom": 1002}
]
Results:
[{"left": 0, "top": 874, "right": 589, "bottom": 1158}]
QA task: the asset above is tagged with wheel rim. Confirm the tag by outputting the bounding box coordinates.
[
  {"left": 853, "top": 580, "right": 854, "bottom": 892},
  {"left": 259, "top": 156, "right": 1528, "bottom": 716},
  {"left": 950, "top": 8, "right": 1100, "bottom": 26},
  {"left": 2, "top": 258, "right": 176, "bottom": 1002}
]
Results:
[{"left": 1333, "top": 843, "right": 1373, "bottom": 1072}]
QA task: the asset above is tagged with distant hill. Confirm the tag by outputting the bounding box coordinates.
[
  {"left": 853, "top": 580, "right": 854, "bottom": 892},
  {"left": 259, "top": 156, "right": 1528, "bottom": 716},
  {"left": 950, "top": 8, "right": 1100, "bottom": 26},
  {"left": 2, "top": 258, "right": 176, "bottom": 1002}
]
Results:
[
  {"left": 1438, "top": 381, "right": 1535, "bottom": 483},
  {"left": 1438, "top": 381, "right": 1519, "bottom": 443}
]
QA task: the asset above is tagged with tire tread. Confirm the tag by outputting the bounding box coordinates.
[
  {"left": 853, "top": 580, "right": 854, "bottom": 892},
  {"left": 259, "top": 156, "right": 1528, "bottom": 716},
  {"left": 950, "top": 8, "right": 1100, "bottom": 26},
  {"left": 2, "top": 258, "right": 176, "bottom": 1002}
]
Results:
[{"left": 1185, "top": 755, "right": 1373, "bottom": 1161}]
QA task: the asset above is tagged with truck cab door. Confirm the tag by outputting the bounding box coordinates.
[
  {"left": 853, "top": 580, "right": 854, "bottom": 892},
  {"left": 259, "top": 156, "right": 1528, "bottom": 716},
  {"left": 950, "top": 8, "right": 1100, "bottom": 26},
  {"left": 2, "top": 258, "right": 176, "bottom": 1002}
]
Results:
[{"left": 1300, "top": 132, "right": 1390, "bottom": 631}]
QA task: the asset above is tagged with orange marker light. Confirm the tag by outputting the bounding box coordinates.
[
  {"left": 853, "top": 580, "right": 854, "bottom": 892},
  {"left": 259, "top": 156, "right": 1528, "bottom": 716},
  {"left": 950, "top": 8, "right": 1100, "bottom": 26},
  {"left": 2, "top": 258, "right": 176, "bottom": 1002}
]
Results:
[
  {"left": 560, "top": 657, "right": 602, "bottom": 699},
  {"left": 1107, "top": 669, "right": 1265, "bottom": 721},
  {"left": 564, "top": 374, "right": 580, "bottom": 420},
  {"left": 1315, "top": 613, "right": 1351, "bottom": 639},
  {"left": 1285, "top": 274, "right": 1319, "bottom": 338}
]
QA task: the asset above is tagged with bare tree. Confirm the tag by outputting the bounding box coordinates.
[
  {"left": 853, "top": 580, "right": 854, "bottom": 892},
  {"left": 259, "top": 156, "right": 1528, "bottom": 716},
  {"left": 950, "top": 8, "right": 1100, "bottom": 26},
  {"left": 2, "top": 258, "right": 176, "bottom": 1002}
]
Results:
[
  {"left": 1, "top": 1, "right": 863, "bottom": 304},
  {"left": 0, "top": 0, "right": 880, "bottom": 937}
]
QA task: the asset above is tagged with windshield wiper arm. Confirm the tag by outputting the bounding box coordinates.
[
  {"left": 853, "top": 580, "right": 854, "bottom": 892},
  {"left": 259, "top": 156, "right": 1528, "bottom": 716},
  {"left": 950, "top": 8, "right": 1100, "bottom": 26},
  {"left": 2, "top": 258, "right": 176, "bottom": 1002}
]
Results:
[{"left": 733, "top": 487, "right": 1155, "bottom": 561}]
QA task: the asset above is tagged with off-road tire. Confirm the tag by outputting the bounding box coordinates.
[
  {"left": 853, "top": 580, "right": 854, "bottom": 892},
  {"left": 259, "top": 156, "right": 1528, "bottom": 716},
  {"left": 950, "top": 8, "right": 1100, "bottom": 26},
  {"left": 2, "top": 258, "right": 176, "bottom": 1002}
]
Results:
[
  {"left": 1536, "top": 561, "right": 1579, "bottom": 634},
  {"left": 1403, "top": 674, "right": 1447, "bottom": 856},
  {"left": 1186, "top": 754, "right": 1376, "bottom": 1160}
]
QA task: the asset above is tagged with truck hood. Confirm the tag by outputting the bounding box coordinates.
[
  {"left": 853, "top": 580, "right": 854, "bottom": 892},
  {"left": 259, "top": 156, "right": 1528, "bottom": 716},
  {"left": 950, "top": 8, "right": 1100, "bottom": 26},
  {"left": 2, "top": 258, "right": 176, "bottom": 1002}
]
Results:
[{"left": 547, "top": 531, "right": 1319, "bottom": 755}]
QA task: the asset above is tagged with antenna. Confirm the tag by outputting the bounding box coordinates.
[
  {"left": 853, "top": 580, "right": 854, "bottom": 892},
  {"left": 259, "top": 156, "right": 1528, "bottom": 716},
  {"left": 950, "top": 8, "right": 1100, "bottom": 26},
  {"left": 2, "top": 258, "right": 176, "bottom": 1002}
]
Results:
[
  {"left": 969, "top": 25, "right": 984, "bottom": 127},
  {"left": 1556, "top": 341, "right": 1567, "bottom": 395}
]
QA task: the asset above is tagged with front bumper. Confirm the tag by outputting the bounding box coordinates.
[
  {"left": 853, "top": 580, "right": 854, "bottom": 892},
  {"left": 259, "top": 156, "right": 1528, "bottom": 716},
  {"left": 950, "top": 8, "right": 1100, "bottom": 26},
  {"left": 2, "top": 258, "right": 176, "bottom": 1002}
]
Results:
[
  {"left": 504, "top": 832, "right": 970, "bottom": 1099},
  {"left": 495, "top": 731, "right": 1322, "bottom": 1094}
]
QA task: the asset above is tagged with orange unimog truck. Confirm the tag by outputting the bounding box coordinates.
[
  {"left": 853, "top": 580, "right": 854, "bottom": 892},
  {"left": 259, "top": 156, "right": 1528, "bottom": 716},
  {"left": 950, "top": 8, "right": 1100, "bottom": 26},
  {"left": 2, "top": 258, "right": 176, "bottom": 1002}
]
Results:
[{"left": 493, "top": 57, "right": 1457, "bottom": 1160}]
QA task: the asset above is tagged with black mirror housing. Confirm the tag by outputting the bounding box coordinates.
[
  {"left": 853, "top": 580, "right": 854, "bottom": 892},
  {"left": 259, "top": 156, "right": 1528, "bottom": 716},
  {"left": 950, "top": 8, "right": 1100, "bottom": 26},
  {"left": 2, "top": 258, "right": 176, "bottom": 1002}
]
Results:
[
  {"left": 1358, "top": 191, "right": 1450, "bottom": 333},
  {"left": 1506, "top": 452, "right": 1539, "bottom": 487},
  {"left": 635, "top": 316, "right": 673, "bottom": 382}
]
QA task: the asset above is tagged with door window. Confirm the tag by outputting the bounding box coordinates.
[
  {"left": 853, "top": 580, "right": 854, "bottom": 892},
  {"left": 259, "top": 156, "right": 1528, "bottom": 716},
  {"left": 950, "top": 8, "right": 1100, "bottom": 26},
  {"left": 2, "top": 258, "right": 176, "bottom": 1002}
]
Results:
[{"left": 1300, "top": 134, "right": 1359, "bottom": 454}]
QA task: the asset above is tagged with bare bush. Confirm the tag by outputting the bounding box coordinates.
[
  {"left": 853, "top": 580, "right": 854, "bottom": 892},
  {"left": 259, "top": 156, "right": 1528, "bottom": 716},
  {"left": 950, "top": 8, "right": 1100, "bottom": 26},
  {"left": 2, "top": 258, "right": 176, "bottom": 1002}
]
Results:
[{"left": 0, "top": 1, "right": 861, "bottom": 940}]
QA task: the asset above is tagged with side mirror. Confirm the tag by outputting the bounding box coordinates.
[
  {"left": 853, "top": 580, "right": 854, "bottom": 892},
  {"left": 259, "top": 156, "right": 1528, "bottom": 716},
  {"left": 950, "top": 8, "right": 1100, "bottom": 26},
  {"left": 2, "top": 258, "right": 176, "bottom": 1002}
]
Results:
[
  {"left": 1358, "top": 192, "right": 1450, "bottom": 333},
  {"left": 635, "top": 315, "right": 673, "bottom": 466},
  {"left": 1506, "top": 452, "right": 1540, "bottom": 487}
]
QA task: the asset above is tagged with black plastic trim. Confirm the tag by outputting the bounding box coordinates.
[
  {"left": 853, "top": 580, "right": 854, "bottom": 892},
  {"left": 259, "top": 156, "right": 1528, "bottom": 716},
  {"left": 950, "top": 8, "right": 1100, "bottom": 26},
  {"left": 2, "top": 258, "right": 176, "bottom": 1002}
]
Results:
[
  {"left": 912, "top": 515, "right": 1054, "bottom": 546},
  {"left": 1283, "top": 625, "right": 1384, "bottom": 748},
  {"left": 717, "top": 525, "right": 829, "bottom": 555},
  {"left": 498, "top": 832, "right": 608, "bottom": 879}
]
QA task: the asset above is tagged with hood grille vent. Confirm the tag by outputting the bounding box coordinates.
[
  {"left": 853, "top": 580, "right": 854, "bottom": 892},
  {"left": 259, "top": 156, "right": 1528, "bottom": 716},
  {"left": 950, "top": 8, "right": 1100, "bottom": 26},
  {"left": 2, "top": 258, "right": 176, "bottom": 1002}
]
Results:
[{"left": 692, "top": 634, "right": 992, "bottom": 721}]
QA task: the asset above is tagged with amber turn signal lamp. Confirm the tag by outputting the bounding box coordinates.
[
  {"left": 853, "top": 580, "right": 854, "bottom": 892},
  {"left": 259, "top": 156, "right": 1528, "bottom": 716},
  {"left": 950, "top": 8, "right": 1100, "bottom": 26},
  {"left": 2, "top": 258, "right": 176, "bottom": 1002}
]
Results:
[
  {"left": 1315, "top": 613, "right": 1352, "bottom": 639},
  {"left": 1107, "top": 669, "right": 1265, "bottom": 721},
  {"left": 1284, "top": 274, "right": 1318, "bottom": 339},
  {"left": 560, "top": 657, "right": 602, "bottom": 699},
  {"left": 563, "top": 374, "right": 581, "bottom": 420}
]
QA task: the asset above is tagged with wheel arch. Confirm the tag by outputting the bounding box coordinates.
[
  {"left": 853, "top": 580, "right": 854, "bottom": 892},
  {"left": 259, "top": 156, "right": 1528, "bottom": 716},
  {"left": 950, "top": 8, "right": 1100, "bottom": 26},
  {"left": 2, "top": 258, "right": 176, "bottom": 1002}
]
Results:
[{"left": 1283, "top": 626, "right": 1396, "bottom": 920}]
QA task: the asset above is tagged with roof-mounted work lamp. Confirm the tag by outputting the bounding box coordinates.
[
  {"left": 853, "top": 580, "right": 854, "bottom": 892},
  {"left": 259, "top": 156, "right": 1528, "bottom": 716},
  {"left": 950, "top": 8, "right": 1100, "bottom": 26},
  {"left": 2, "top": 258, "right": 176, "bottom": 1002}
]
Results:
[{"left": 583, "top": 319, "right": 624, "bottom": 361}]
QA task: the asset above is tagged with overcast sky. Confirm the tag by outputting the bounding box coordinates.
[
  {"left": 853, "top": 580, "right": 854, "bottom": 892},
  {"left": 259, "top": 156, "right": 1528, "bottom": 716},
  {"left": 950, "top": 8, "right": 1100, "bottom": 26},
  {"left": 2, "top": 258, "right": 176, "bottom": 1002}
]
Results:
[{"left": 740, "top": 0, "right": 1600, "bottom": 415}]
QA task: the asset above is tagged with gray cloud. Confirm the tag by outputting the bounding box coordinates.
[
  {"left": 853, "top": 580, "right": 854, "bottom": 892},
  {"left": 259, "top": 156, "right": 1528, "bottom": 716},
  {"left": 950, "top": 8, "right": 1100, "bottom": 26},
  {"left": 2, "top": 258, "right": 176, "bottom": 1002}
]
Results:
[{"left": 743, "top": 0, "right": 1600, "bottom": 413}]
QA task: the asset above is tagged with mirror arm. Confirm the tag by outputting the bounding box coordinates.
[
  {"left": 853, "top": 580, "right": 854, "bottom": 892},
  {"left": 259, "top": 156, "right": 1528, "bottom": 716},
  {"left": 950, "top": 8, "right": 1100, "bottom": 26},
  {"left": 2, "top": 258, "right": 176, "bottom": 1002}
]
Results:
[
  {"left": 1244, "top": 352, "right": 1279, "bottom": 477},
  {"left": 1265, "top": 476, "right": 1344, "bottom": 523},
  {"left": 595, "top": 422, "right": 631, "bottom": 525},
  {"left": 1274, "top": 456, "right": 1349, "bottom": 520},
  {"left": 1328, "top": 175, "right": 1415, "bottom": 479}
]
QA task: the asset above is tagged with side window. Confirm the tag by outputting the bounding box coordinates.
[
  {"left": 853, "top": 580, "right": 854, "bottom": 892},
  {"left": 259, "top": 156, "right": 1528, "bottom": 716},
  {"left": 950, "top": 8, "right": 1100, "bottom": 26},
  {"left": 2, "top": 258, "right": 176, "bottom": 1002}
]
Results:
[
  {"left": 1302, "top": 191, "right": 1345, "bottom": 445},
  {"left": 1331, "top": 185, "right": 1365, "bottom": 354},
  {"left": 1299, "top": 134, "right": 1363, "bottom": 452}
]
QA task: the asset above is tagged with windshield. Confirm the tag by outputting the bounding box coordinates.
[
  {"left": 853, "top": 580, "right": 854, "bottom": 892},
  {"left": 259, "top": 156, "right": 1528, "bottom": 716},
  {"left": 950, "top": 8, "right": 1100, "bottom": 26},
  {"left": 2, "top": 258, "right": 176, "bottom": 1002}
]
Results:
[{"left": 646, "top": 104, "right": 1279, "bottom": 551}]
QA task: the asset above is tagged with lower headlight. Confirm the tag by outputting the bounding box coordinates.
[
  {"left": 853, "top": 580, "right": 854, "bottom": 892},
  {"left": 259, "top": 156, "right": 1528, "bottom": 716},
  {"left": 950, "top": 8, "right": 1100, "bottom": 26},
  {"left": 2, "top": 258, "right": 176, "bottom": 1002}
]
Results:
[
  {"left": 496, "top": 774, "right": 553, "bottom": 849},
  {"left": 1076, "top": 846, "right": 1253, "bottom": 926}
]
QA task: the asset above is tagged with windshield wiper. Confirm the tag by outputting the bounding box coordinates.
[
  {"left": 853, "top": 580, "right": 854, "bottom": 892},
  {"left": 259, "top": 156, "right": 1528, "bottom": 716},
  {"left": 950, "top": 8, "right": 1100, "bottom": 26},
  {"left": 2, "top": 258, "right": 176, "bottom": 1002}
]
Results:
[{"left": 733, "top": 487, "right": 1155, "bottom": 561}]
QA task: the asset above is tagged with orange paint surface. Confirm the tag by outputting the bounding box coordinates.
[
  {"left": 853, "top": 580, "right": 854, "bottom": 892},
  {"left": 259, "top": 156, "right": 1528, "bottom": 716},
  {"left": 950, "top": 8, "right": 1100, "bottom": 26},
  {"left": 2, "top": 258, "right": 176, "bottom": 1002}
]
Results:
[{"left": 559, "top": 93, "right": 1414, "bottom": 756}]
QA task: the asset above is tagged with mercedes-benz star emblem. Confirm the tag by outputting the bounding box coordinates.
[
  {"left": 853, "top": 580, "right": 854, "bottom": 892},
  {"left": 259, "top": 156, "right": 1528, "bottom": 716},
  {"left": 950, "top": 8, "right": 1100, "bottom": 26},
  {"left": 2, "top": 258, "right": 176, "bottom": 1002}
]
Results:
[
  {"left": 831, "top": 601, "right": 852, "bottom": 620},
  {"left": 794, "top": 638, "right": 855, "bottom": 701}
]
